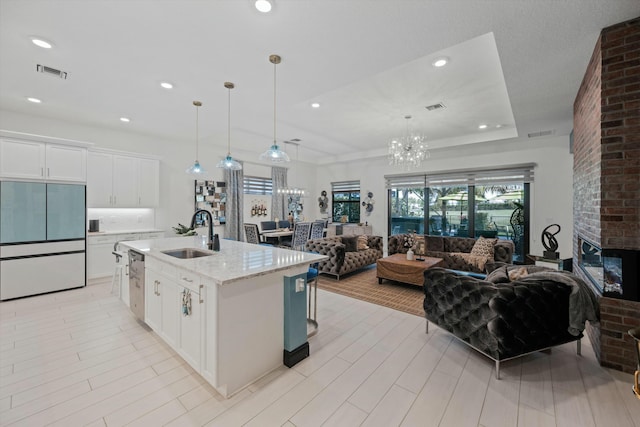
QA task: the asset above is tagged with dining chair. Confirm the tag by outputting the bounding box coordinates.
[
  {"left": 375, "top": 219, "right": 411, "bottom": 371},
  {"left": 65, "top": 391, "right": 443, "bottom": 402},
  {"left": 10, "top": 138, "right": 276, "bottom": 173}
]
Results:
[
  {"left": 244, "top": 223, "right": 267, "bottom": 245},
  {"left": 309, "top": 221, "right": 325, "bottom": 240},
  {"left": 278, "top": 220, "right": 290, "bottom": 229},
  {"left": 260, "top": 220, "right": 277, "bottom": 231},
  {"left": 260, "top": 221, "right": 278, "bottom": 244},
  {"left": 283, "top": 222, "right": 312, "bottom": 250}
]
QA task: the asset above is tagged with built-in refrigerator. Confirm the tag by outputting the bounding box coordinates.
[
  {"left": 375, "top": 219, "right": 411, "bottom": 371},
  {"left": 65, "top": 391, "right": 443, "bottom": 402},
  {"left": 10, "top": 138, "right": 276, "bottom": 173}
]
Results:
[{"left": 0, "top": 181, "right": 86, "bottom": 300}]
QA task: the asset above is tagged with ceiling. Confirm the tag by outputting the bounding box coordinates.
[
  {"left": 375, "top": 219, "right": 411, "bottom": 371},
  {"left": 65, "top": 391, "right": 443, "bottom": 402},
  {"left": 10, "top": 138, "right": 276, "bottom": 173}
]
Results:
[{"left": 1, "top": 1, "right": 638, "bottom": 165}]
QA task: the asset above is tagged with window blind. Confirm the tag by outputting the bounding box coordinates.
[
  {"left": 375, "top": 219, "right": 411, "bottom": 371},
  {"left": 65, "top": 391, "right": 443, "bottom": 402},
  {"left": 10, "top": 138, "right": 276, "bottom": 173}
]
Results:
[
  {"left": 385, "top": 163, "right": 535, "bottom": 189},
  {"left": 331, "top": 180, "right": 360, "bottom": 192},
  {"left": 243, "top": 175, "right": 272, "bottom": 195}
]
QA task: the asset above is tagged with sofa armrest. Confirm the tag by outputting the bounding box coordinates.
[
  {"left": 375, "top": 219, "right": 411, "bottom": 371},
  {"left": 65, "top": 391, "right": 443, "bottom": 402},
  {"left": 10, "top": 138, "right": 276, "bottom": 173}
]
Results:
[
  {"left": 487, "top": 279, "right": 577, "bottom": 359},
  {"left": 494, "top": 240, "right": 515, "bottom": 263},
  {"left": 305, "top": 238, "right": 346, "bottom": 274}
]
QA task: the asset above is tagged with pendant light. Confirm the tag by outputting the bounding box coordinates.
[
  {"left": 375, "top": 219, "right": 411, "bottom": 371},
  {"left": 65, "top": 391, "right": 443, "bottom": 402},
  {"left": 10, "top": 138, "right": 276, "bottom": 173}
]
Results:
[
  {"left": 259, "top": 54, "right": 290, "bottom": 162},
  {"left": 216, "top": 82, "right": 242, "bottom": 170},
  {"left": 186, "top": 101, "right": 206, "bottom": 174}
]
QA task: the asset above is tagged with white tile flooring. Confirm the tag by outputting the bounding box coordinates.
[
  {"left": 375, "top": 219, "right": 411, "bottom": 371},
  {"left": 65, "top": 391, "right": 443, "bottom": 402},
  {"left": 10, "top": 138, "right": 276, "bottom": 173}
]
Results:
[{"left": 0, "top": 280, "right": 638, "bottom": 427}]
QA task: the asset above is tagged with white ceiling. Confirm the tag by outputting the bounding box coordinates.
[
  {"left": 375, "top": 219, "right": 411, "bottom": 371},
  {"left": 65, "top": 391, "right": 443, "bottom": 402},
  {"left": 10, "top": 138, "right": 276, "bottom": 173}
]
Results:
[{"left": 1, "top": 1, "right": 638, "bottom": 165}]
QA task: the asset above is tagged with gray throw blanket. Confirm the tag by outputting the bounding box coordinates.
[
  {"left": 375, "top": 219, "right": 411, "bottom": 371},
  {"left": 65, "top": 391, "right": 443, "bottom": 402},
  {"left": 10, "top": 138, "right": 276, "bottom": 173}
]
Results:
[{"left": 519, "top": 270, "right": 600, "bottom": 336}]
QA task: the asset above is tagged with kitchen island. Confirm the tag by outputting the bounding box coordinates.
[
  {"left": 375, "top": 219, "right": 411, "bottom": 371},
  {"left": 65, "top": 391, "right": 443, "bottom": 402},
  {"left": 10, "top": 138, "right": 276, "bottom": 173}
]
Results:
[{"left": 119, "top": 235, "right": 327, "bottom": 398}]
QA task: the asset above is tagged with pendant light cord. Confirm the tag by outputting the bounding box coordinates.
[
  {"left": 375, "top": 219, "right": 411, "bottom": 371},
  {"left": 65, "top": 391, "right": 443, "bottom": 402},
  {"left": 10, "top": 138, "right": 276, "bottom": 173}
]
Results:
[
  {"left": 227, "top": 86, "right": 231, "bottom": 155},
  {"left": 195, "top": 104, "right": 200, "bottom": 160},
  {"left": 273, "top": 60, "right": 277, "bottom": 145}
]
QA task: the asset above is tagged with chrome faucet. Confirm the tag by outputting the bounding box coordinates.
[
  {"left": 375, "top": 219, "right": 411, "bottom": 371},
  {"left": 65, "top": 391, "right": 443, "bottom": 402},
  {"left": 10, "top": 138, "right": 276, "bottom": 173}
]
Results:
[{"left": 190, "top": 209, "right": 214, "bottom": 250}]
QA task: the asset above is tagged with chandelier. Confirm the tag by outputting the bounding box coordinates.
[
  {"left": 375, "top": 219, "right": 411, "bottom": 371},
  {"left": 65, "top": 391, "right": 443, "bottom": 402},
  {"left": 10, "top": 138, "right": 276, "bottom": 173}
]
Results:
[
  {"left": 388, "top": 115, "right": 429, "bottom": 169},
  {"left": 276, "top": 141, "right": 305, "bottom": 196}
]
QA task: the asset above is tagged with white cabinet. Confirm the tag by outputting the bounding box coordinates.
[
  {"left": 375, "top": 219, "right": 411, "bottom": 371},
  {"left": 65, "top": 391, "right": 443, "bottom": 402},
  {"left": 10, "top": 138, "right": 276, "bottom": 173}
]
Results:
[
  {"left": 0, "top": 138, "right": 86, "bottom": 182},
  {"left": 87, "top": 151, "right": 159, "bottom": 208},
  {"left": 138, "top": 158, "right": 160, "bottom": 207},
  {"left": 87, "top": 231, "right": 165, "bottom": 280},
  {"left": 112, "top": 155, "right": 138, "bottom": 206},
  {"left": 87, "top": 234, "right": 118, "bottom": 279},
  {"left": 145, "top": 266, "right": 179, "bottom": 348},
  {"left": 143, "top": 260, "right": 207, "bottom": 374},
  {"left": 145, "top": 269, "right": 163, "bottom": 332},
  {"left": 177, "top": 269, "right": 203, "bottom": 371}
]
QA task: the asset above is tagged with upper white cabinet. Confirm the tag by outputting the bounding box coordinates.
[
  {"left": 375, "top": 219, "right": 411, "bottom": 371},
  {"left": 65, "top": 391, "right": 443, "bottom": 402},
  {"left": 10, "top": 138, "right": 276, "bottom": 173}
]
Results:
[
  {"left": 87, "top": 150, "right": 159, "bottom": 207},
  {"left": 0, "top": 138, "right": 87, "bottom": 182}
]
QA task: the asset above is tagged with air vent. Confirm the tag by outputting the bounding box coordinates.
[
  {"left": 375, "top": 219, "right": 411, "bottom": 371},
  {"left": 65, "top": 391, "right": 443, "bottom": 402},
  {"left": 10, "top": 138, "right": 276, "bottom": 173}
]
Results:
[
  {"left": 425, "top": 102, "right": 446, "bottom": 111},
  {"left": 36, "top": 64, "right": 68, "bottom": 79},
  {"left": 527, "top": 130, "right": 555, "bottom": 138}
]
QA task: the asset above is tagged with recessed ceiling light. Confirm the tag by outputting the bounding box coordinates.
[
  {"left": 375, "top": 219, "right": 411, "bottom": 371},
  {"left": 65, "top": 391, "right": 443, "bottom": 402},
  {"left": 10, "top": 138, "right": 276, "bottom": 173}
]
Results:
[
  {"left": 478, "top": 124, "right": 488, "bottom": 129},
  {"left": 432, "top": 57, "right": 448, "bottom": 67},
  {"left": 160, "top": 82, "right": 173, "bottom": 89},
  {"left": 495, "top": 124, "right": 503, "bottom": 128},
  {"left": 311, "top": 102, "right": 320, "bottom": 108},
  {"left": 27, "top": 97, "right": 42, "bottom": 103},
  {"left": 120, "top": 117, "right": 131, "bottom": 123},
  {"left": 30, "top": 37, "right": 53, "bottom": 49},
  {"left": 255, "top": 0, "right": 272, "bottom": 13}
]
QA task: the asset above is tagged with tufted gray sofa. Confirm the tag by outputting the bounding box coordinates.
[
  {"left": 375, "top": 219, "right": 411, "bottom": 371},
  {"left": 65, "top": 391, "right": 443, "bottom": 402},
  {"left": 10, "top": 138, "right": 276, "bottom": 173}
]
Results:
[
  {"left": 423, "top": 267, "right": 585, "bottom": 378},
  {"left": 388, "top": 234, "right": 514, "bottom": 274},
  {"left": 305, "top": 236, "right": 383, "bottom": 280}
]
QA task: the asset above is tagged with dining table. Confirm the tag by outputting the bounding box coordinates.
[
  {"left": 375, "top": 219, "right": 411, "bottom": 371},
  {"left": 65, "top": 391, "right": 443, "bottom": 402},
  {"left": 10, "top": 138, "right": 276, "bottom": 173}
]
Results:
[{"left": 261, "top": 228, "right": 294, "bottom": 245}]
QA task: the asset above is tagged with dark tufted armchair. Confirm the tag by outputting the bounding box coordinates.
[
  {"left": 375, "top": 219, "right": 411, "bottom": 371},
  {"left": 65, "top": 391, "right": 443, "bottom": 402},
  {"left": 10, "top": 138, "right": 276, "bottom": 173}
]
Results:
[
  {"left": 423, "top": 267, "right": 582, "bottom": 378},
  {"left": 389, "top": 234, "right": 514, "bottom": 274},
  {"left": 305, "top": 236, "right": 383, "bottom": 280}
]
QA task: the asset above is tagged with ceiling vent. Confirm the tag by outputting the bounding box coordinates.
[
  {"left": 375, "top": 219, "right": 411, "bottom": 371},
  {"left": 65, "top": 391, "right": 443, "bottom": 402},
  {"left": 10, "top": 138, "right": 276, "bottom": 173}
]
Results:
[
  {"left": 36, "top": 64, "right": 68, "bottom": 79},
  {"left": 425, "top": 102, "right": 446, "bottom": 111},
  {"left": 527, "top": 129, "right": 555, "bottom": 138}
]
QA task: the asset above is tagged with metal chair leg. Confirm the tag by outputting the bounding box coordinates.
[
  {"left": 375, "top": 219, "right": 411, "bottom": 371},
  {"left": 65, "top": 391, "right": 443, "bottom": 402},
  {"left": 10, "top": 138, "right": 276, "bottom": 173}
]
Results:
[
  {"left": 577, "top": 339, "right": 581, "bottom": 356},
  {"left": 495, "top": 360, "right": 500, "bottom": 380}
]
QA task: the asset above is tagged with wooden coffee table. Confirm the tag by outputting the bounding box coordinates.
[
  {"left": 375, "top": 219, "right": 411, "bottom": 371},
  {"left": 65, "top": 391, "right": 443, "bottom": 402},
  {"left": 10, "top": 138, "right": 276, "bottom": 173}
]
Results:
[{"left": 376, "top": 253, "right": 444, "bottom": 287}]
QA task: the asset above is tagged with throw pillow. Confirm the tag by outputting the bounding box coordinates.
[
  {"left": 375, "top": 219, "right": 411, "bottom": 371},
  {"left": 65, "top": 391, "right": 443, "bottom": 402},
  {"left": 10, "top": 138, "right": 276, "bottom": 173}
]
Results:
[
  {"left": 470, "top": 236, "right": 497, "bottom": 260},
  {"left": 413, "top": 236, "right": 425, "bottom": 255},
  {"left": 508, "top": 266, "right": 529, "bottom": 281},
  {"left": 357, "top": 235, "right": 369, "bottom": 251},
  {"left": 485, "top": 265, "right": 510, "bottom": 284},
  {"left": 342, "top": 236, "right": 358, "bottom": 252},
  {"left": 402, "top": 234, "right": 415, "bottom": 248}
]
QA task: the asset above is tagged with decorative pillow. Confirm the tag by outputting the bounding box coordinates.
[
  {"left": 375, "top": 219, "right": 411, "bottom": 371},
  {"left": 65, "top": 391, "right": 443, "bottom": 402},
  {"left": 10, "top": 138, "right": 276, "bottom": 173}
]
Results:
[
  {"left": 342, "top": 236, "right": 358, "bottom": 252},
  {"left": 402, "top": 234, "right": 415, "bottom": 248},
  {"left": 470, "top": 236, "right": 497, "bottom": 260},
  {"left": 485, "top": 265, "right": 510, "bottom": 284},
  {"left": 508, "top": 266, "right": 529, "bottom": 281},
  {"left": 451, "top": 252, "right": 490, "bottom": 271},
  {"left": 357, "top": 235, "right": 369, "bottom": 251}
]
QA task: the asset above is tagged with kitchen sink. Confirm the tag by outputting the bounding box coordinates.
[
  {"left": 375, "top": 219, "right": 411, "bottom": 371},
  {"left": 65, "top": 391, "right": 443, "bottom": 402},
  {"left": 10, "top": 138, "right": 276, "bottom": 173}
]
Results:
[{"left": 161, "top": 248, "right": 213, "bottom": 259}]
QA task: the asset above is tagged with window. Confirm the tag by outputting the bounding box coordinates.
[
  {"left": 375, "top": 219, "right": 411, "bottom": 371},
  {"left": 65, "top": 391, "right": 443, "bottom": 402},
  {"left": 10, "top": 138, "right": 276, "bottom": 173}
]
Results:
[
  {"left": 243, "top": 176, "right": 272, "bottom": 195},
  {"left": 332, "top": 180, "right": 360, "bottom": 223},
  {"left": 386, "top": 164, "right": 533, "bottom": 263}
]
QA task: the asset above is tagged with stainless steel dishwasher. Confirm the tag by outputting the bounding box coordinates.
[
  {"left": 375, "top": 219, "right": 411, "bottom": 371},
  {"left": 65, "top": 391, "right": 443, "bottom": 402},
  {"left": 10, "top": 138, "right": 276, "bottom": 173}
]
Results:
[{"left": 128, "top": 250, "right": 145, "bottom": 320}]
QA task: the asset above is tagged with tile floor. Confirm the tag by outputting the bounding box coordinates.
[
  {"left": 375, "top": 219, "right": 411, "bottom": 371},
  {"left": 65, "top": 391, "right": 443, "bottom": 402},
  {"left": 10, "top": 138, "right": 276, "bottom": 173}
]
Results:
[{"left": 0, "top": 280, "right": 638, "bottom": 426}]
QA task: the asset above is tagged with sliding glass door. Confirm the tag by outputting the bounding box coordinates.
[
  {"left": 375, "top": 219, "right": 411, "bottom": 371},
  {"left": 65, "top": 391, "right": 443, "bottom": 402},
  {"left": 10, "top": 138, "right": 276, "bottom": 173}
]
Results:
[{"left": 387, "top": 169, "right": 531, "bottom": 263}]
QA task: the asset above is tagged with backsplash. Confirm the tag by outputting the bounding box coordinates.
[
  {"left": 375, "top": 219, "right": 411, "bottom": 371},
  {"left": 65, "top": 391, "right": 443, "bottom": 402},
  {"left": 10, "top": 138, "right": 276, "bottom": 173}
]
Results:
[{"left": 88, "top": 208, "right": 155, "bottom": 232}]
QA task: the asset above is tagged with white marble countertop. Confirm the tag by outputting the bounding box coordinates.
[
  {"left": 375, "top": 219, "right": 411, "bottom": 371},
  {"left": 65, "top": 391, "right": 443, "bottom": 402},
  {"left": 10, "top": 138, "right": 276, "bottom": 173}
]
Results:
[{"left": 119, "top": 236, "right": 327, "bottom": 285}]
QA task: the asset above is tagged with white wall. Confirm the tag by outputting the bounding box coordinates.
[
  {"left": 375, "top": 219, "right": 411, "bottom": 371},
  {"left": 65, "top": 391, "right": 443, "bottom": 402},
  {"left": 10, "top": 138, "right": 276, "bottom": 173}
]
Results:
[{"left": 314, "top": 135, "right": 575, "bottom": 259}]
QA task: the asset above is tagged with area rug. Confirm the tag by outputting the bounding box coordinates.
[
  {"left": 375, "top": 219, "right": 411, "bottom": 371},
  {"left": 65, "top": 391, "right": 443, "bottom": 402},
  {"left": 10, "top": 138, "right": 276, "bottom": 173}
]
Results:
[{"left": 317, "top": 265, "right": 425, "bottom": 317}]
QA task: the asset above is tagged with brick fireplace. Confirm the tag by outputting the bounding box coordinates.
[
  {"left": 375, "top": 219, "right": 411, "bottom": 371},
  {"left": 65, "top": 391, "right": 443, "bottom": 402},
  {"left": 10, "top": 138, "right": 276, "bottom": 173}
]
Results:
[{"left": 573, "top": 17, "right": 640, "bottom": 374}]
